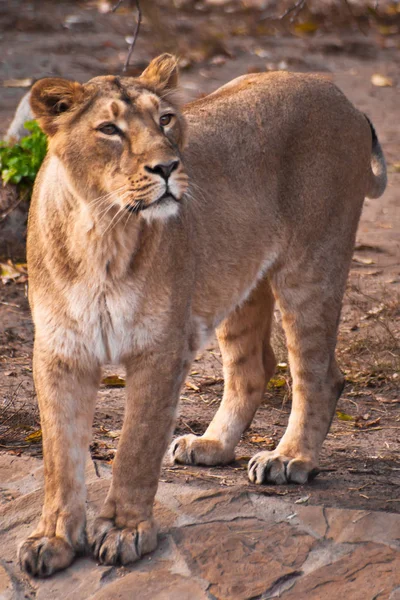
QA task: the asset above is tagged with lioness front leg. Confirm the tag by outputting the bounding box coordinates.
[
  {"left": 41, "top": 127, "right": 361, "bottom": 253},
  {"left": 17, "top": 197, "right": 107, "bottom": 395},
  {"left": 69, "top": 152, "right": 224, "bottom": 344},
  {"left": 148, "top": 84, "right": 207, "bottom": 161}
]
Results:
[
  {"left": 248, "top": 265, "right": 346, "bottom": 485},
  {"left": 19, "top": 347, "right": 100, "bottom": 577},
  {"left": 91, "top": 349, "right": 187, "bottom": 566},
  {"left": 171, "top": 278, "right": 276, "bottom": 466}
]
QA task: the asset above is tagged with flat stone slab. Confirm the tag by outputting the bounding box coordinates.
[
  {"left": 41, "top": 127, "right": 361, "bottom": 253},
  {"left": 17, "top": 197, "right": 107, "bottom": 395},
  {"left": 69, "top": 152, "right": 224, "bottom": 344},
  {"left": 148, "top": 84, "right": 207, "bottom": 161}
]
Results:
[{"left": 0, "top": 454, "right": 399, "bottom": 599}]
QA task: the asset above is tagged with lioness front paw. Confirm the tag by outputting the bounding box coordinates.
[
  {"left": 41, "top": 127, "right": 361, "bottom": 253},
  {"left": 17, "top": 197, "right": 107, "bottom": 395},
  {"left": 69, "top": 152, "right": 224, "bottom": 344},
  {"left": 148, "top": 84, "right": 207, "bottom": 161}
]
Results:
[
  {"left": 248, "top": 450, "right": 319, "bottom": 485},
  {"left": 19, "top": 536, "right": 76, "bottom": 577},
  {"left": 91, "top": 517, "right": 157, "bottom": 566},
  {"left": 170, "top": 434, "right": 234, "bottom": 466}
]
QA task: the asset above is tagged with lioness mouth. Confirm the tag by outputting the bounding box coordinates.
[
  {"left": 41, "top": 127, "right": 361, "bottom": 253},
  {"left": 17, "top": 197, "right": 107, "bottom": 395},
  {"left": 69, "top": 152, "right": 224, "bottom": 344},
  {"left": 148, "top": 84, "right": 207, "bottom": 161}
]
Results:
[{"left": 126, "top": 191, "right": 178, "bottom": 214}]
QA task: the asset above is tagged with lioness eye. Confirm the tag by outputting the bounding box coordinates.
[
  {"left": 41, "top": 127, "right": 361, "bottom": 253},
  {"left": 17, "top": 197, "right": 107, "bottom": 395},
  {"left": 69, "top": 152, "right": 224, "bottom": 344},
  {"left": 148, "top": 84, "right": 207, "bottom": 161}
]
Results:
[
  {"left": 160, "top": 114, "right": 173, "bottom": 127},
  {"left": 97, "top": 123, "right": 120, "bottom": 136}
]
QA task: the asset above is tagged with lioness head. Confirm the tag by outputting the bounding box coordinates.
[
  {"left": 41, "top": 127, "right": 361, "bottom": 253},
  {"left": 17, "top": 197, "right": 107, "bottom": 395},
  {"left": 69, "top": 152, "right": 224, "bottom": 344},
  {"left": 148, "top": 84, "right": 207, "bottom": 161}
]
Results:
[{"left": 30, "top": 54, "right": 188, "bottom": 220}]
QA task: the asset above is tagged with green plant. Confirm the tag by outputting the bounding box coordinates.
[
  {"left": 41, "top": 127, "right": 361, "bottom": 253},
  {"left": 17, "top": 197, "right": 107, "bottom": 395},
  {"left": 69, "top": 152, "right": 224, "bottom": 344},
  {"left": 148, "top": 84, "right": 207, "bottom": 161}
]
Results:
[{"left": 0, "top": 120, "right": 47, "bottom": 188}]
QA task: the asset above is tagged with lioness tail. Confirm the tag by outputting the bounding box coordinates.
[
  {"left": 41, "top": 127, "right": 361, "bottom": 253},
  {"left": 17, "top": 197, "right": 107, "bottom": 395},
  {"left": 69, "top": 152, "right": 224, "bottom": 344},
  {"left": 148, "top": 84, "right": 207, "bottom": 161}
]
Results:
[{"left": 365, "top": 115, "right": 387, "bottom": 199}]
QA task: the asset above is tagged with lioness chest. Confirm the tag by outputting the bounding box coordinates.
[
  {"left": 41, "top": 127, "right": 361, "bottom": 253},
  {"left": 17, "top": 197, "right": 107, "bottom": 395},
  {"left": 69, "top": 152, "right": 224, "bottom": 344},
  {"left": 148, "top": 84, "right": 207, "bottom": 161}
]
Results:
[{"left": 33, "top": 275, "right": 170, "bottom": 365}]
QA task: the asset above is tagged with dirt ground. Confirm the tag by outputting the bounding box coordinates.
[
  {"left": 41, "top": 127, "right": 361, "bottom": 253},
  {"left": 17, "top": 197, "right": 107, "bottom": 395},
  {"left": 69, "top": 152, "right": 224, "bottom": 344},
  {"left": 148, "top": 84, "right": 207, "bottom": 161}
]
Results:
[{"left": 0, "top": 0, "right": 399, "bottom": 514}]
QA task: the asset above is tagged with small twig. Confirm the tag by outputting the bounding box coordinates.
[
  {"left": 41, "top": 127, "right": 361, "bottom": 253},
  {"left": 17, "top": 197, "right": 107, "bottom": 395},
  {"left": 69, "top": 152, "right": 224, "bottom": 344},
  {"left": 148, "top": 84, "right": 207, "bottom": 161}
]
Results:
[
  {"left": 0, "top": 195, "right": 24, "bottom": 223},
  {"left": 92, "top": 458, "right": 101, "bottom": 478},
  {"left": 198, "top": 377, "right": 224, "bottom": 388},
  {"left": 0, "top": 186, "right": 29, "bottom": 223},
  {"left": 112, "top": 0, "right": 142, "bottom": 73},
  {"left": 0, "top": 301, "right": 21, "bottom": 308},
  {"left": 341, "top": 0, "right": 356, "bottom": 19},
  {"left": 181, "top": 421, "right": 197, "bottom": 435},
  {"left": 0, "top": 443, "right": 30, "bottom": 449},
  {"left": 279, "top": 0, "right": 307, "bottom": 21},
  {"left": 341, "top": 0, "right": 369, "bottom": 36}
]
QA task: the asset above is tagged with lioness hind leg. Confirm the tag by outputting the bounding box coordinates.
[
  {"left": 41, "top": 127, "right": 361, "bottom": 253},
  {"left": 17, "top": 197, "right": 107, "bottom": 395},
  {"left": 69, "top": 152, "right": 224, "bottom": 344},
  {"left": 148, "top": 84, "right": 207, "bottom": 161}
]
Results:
[
  {"left": 248, "top": 261, "right": 347, "bottom": 486},
  {"left": 171, "top": 277, "right": 276, "bottom": 466},
  {"left": 19, "top": 348, "right": 100, "bottom": 577}
]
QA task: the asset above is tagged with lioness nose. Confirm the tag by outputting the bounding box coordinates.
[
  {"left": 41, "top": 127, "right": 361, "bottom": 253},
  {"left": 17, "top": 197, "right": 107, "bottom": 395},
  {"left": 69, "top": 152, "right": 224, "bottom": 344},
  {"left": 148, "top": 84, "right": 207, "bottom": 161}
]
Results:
[{"left": 145, "top": 160, "right": 179, "bottom": 181}]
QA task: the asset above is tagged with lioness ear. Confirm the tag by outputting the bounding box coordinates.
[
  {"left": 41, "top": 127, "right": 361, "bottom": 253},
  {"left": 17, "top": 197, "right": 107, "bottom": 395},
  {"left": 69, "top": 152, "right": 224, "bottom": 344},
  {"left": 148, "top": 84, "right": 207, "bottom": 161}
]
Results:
[
  {"left": 139, "top": 54, "right": 179, "bottom": 95},
  {"left": 30, "top": 78, "right": 85, "bottom": 136}
]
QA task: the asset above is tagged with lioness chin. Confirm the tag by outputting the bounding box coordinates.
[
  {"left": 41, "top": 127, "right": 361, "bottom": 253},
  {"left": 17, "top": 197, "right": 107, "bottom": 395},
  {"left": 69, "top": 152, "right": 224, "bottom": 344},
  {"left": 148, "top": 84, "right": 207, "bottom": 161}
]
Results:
[{"left": 18, "top": 54, "right": 386, "bottom": 577}]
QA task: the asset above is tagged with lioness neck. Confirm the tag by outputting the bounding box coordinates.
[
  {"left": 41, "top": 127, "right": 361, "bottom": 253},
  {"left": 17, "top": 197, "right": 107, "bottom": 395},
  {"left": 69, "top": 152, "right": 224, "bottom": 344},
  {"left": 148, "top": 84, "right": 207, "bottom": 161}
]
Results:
[{"left": 34, "top": 155, "right": 163, "bottom": 282}]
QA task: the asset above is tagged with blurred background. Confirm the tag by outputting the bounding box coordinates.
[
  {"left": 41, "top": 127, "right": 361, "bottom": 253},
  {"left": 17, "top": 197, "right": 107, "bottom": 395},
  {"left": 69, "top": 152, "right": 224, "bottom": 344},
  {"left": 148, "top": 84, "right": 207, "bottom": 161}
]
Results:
[{"left": 0, "top": 0, "right": 399, "bottom": 118}]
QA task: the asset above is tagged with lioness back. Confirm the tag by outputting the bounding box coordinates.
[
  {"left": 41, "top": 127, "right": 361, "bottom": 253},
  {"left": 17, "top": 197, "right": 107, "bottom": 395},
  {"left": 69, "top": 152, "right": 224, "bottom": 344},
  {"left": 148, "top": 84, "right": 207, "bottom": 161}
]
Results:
[{"left": 179, "top": 72, "right": 376, "bottom": 319}]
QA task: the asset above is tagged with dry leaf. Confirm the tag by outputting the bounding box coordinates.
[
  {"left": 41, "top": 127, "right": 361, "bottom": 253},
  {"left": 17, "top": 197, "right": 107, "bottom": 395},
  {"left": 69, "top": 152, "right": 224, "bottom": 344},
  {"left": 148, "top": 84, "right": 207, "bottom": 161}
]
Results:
[
  {"left": 0, "top": 262, "right": 21, "bottom": 283},
  {"left": 352, "top": 256, "right": 375, "bottom": 265},
  {"left": 295, "top": 495, "right": 310, "bottom": 504},
  {"left": 186, "top": 381, "right": 200, "bottom": 392},
  {"left": 210, "top": 55, "right": 227, "bottom": 66},
  {"left": 355, "top": 417, "right": 381, "bottom": 429},
  {"left": 362, "top": 270, "right": 383, "bottom": 277},
  {"left": 101, "top": 375, "right": 126, "bottom": 387},
  {"left": 376, "top": 396, "right": 400, "bottom": 404},
  {"left": 293, "top": 21, "right": 318, "bottom": 35},
  {"left": 384, "top": 4, "right": 400, "bottom": 14},
  {"left": 377, "top": 25, "right": 399, "bottom": 36},
  {"left": 2, "top": 78, "right": 33, "bottom": 88},
  {"left": 25, "top": 430, "right": 42, "bottom": 443},
  {"left": 0, "top": 260, "right": 28, "bottom": 284},
  {"left": 105, "top": 430, "right": 121, "bottom": 439},
  {"left": 371, "top": 74, "right": 393, "bottom": 87},
  {"left": 389, "top": 162, "right": 400, "bottom": 173},
  {"left": 249, "top": 435, "right": 274, "bottom": 445},
  {"left": 377, "top": 222, "right": 392, "bottom": 229},
  {"left": 362, "top": 304, "right": 385, "bottom": 320}
]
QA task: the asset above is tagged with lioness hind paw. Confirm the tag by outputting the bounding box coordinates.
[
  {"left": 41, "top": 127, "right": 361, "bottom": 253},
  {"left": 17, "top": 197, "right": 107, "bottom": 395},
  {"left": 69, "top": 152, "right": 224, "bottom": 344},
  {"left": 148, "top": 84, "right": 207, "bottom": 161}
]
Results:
[
  {"left": 170, "top": 434, "right": 234, "bottom": 466},
  {"left": 248, "top": 451, "right": 319, "bottom": 485},
  {"left": 91, "top": 517, "right": 157, "bottom": 566},
  {"left": 19, "top": 536, "right": 76, "bottom": 578}
]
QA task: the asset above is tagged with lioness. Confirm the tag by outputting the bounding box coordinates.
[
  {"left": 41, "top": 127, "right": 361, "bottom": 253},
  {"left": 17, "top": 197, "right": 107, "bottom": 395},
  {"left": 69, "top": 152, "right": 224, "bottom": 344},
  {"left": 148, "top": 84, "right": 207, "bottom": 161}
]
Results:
[{"left": 19, "top": 54, "right": 386, "bottom": 577}]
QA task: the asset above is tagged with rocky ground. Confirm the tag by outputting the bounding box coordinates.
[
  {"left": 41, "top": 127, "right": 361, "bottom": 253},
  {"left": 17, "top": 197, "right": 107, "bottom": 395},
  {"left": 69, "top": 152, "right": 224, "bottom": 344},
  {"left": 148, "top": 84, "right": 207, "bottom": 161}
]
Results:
[
  {"left": 1, "top": 455, "right": 400, "bottom": 599},
  {"left": 0, "top": 0, "right": 399, "bottom": 598}
]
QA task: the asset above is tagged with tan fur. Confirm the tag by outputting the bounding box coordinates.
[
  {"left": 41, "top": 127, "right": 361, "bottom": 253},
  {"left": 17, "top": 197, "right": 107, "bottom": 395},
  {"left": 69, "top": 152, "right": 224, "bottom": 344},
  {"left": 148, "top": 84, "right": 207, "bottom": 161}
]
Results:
[{"left": 19, "top": 54, "right": 386, "bottom": 576}]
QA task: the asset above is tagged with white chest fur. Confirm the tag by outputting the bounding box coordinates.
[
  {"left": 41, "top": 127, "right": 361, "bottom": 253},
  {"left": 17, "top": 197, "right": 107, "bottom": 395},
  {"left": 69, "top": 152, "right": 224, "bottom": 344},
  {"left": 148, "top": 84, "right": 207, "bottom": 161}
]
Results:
[{"left": 34, "top": 277, "right": 162, "bottom": 366}]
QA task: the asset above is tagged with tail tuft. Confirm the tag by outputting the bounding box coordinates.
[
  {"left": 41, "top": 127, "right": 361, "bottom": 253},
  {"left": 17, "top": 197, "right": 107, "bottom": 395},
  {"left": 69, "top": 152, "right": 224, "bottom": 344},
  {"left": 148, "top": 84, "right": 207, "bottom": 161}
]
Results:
[{"left": 365, "top": 115, "right": 387, "bottom": 199}]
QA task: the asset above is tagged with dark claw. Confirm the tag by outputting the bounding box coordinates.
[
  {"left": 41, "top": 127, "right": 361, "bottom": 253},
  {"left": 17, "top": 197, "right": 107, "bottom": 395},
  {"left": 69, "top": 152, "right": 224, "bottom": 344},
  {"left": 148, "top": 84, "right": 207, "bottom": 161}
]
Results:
[
  {"left": 24, "top": 559, "right": 32, "bottom": 576},
  {"left": 172, "top": 442, "right": 179, "bottom": 456},
  {"left": 260, "top": 465, "right": 269, "bottom": 484},
  {"left": 134, "top": 532, "right": 140, "bottom": 559},
  {"left": 308, "top": 467, "right": 320, "bottom": 481},
  {"left": 115, "top": 536, "right": 122, "bottom": 566},
  {"left": 189, "top": 449, "right": 195, "bottom": 464},
  {"left": 283, "top": 460, "right": 289, "bottom": 480},
  {"left": 92, "top": 529, "right": 108, "bottom": 558},
  {"left": 40, "top": 562, "right": 49, "bottom": 578},
  {"left": 99, "top": 545, "right": 108, "bottom": 564}
]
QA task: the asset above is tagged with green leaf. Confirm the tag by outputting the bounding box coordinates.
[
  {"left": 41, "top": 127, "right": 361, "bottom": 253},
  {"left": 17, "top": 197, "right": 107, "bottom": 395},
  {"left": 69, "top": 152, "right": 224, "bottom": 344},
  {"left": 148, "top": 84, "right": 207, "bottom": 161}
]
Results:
[
  {"left": 0, "top": 120, "right": 47, "bottom": 195},
  {"left": 267, "top": 376, "right": 287, "bottom": 389},
  {"left": 336, "top": 411, "right": 354, "bottom": 422}
]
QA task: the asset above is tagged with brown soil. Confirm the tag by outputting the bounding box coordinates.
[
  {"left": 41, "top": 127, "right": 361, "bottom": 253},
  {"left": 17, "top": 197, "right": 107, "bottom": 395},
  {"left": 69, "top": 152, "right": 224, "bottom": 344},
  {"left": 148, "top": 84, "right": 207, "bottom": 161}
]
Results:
[{"left": 0, "top": 0, "right": 399, "bottom": 513}]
